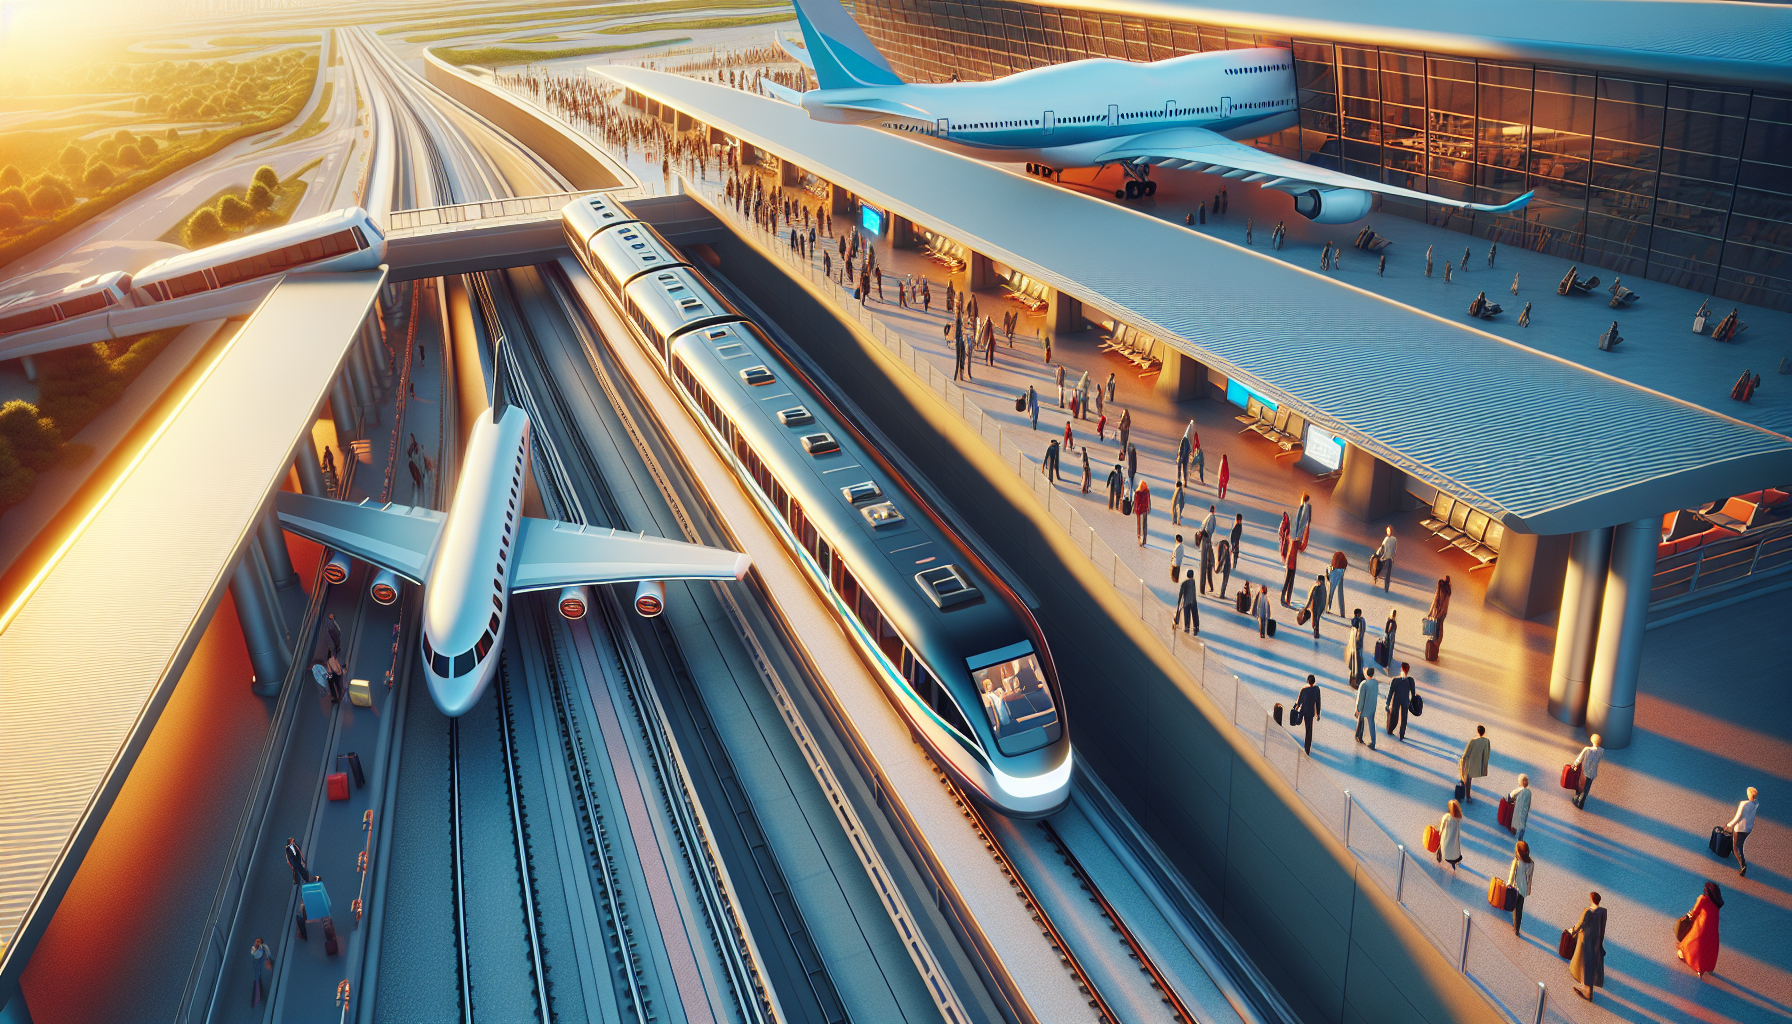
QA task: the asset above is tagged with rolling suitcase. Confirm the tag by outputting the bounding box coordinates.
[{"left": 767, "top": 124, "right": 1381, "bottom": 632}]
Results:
[
  {"left": 295, "top": 909, "right": 308, "bottom": 941},
  {"left": 1374, "top": 639, "right": 1388, "bottom": 667},
  {"left": 348, "top": 677, "right": 372, "bottom": 708},
  {"left": 1410, "top": 692, "right": 1424, "bottom": 716},
  {"left": 1453, "top": 781, "right": 1466, "bottom": 803},
  {"left": 1273, "top": 702, "right": 1284, "bottom": 726},
  {"left": 1122, "top": 495, "right": 1133, "bottom": 515},
  {"left": 1014, "top": 395, "right": 1026, "bottom": 412},
  {"left": 1561, "top": 763, "right": 1581, "bottom": 791},
  {"left": 1424, "top": 636, "right": 1440, "bottom": 662},
  {"left": 1558, "top": 930, "right": 1576, "bottom": 959},
  {"left": 1488, "top": 877, "right": 1508, "bottom": 911},
  {"left": 1498, "top": 797, "right": 1514, "bottom": 830},
  {"left": 1267, "top": 619, "right": 1277, "bottom": 637},
  {"left": 1236, "top": 590, "right": 1250, "bottom": 614},
  {"left": 322, "top": 916, "right": 340, "bottom": 957},
  {"left": 1289, "top": 702, "right": 1303, "bottom": 727},
  {"left": 1423, "top": 824, "right": 1440, "bottom": 853},
  {"left": 1710, "top": 826, "right": 1733, "bottom": 859},
  {"left": 337, "top": 752, "right": 364, "bottom": 789},
  {"left": 301, "top": 880, "right": 331, "bottom": 921},
  {"left": 327, "top": 771, "right": 350, "bottom": 801}
]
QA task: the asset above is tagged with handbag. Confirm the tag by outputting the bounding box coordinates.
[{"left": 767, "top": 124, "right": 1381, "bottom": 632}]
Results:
[
  {"left": 1015, "top": 396, "right": 1026, "bottom": 412},
  {"left": 1296, "top": 607, "right": 1311, "bottom": 626},
  {"left": 1422, "top": 617, "right": 1439, "bottom": 637},
  {"left": 1424, "top": 824, "right": 1440, "bottom": 853},
  {"left": 1488, "top": 877, "right": 1508, "bottom": 910},
  {"left": 1369, "top": 554, "right": 1382, "bottom": 577},
  {"left": 1561, "top": 763, "right": 1582, "bottom": 791},
  {"left": 1675, "top": 913, "right": 1694, "bottom": 942},
  {"left": 1410, "top": 692, "right": 1424, "bottom": 716},
  {"left": 1289, "top": 702, "right": 1304, "bottom": 727}
]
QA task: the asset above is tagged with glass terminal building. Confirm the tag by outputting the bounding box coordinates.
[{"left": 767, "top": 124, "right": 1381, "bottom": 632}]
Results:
[{"left": 851, "top": 0, "right": 1792, "bottom": 310}]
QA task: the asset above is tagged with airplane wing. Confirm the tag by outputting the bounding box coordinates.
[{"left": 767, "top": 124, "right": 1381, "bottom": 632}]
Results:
[
  {"left": 763, "top": 78, "right": 805, "bottom": 105},
  {"left": 275, "top": 491, "right": 445, "bottom": 584},
  {"left": 1097, "top": 127, "right": 1533, "bottom": 214},
  {"left": 509, "top": 519, "right": 750, "bottom": 593}
]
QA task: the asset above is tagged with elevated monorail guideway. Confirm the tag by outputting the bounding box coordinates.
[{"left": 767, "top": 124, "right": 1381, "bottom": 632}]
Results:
[{"left": 0, "top": 271, "right": 385, "bottom": 1008}]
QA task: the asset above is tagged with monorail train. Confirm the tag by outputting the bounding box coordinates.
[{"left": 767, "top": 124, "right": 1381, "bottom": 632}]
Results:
[
  {"left": 0, "top": 207, "right": 386, "bottom": 338},
  {"left": 562, "top": 194, "right": 1072, "bottom": 816}
]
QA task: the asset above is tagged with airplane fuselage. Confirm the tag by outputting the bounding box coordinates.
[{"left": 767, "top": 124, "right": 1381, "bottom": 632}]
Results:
[
  {"left": 800, "top": 46, "right": 1298, "bottom": 166},
  {"left": 419, "top": 406, "right": 532, "bottom": 716}
]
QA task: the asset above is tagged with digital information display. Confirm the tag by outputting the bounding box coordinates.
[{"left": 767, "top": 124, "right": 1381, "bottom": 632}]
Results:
[
  {"left": 1303, "top": 423, "right": 1346, "bottom": 471},
  {"left": 860, "top": 203, "right": 885, "bottom": 235}
]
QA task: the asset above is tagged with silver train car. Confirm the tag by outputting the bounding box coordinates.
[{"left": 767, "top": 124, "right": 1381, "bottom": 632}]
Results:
[
  {"left": 562, "top": 194, "right": 1071, "bottom": 816},
  {"left": 0, "top": 271, "right": 133, "bottom": 337},
  {"left": 129, "top": 206, "right": 386, "bottom": 304}
]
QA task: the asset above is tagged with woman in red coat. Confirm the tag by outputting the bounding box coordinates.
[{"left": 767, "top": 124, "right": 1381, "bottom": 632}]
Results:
[
  {"left": 1217, "top": 454, "right": 1230, "bottom": 499},
  {"left": 1677, "top": 881, "right": 1723, "bottom": 977}
]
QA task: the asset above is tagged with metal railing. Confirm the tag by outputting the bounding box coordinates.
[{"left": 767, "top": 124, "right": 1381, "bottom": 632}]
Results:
[
  {"left": 384, "top": 190, "right": 597, "bottom": 233},
  {"left": 697, "top": 175, "right": 1576, "bottom": 1024},
  {"left": 1650, "top": 515, "right": 1792, "bottom": 605}
]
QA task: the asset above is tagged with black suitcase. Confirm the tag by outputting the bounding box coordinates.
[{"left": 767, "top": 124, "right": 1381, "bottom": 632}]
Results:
[
  {"left": 1267, "top": 619, "right": 1277, "bottom": 637},
  {"left": 1015, "top": 396, "right": 1026, "bottom": 412},
  {"left": 1236, "top": 590, "right": 1251, "bottom": 614},
  {"left": 1122, "top": 495, "right": 1133, "bottom": 515},
  {"left": 295, "top": 909, "right": 308, "bottom": 941},
  {"left": 1454, "top": 781, "right": 1466, "bottom": 803},
  {"left": 1710, "top": 826, "right": 1733, "bottom": 859},
  {"left": 323, "top": 917, "right": 340, "bottom": 956},
  {"left": 337, "top": 752, "right": 364, "bottom": 789},
  {"left": 1273, "top": 702, "right": 1284, "bottom": 726},
  {"left": 1411, "top": 692, "right": 1424, "bottom": 716}
]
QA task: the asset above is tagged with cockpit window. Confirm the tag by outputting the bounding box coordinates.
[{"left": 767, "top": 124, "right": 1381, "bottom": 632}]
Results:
[{"left": 967, "top": 644, "right": 1058, "bottom": 755}]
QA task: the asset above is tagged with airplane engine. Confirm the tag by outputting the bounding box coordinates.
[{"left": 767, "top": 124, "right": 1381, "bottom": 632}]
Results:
[
  {"left": 370, "top": 569, "right": 400, "bottom": 605},
  {"left": 323, "top": 550, "right": 352, "bottom": 585},
  {"left": 558, "top": 585, "right": 591, "bottom": 619},
  {"left": 1292, "top": 187, "right": 1374, "bottom": 224},
  {"left": 633, "top": 580, "right": 665, "bottom": 618}
]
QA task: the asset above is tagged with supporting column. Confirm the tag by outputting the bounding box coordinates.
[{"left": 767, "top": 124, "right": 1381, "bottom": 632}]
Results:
[
  {"left": 346, "top": 349, "right": 378, "bottom": 427},
  {"left": 231, "top": 544, "right": 288, "bottom": 696},
  {"left": 1586, "top": 518, "right": 1658, "bottom": 747},
  {"left": 19, "top": 355, "right": 36, "bottom": 382},
  {"left": 780, "top": 158, "right": 799, "bottom": 186},
  {"left": 294, "top": 445, "right": 328, "bottom": 496},
  {"left": 891, "top": 214, "right": 921, "bottom": 249},
  {"left": 968, "top": 251, "right": 996, "bottom": 290},
  {"left": 260, "top": 506, "right": 299, "bottom": 588},
  {"left": 829, "top": 182, "right": 850, "bottom": 215},
  {"left": 1547, "top": 527, "right": 1612, "bottom": 724},
  {"left": 1155, "top": 349, "right": 1208, "bottom": 402},
  {"left": 329, "top": 375, "right": 357, "bottom": 443},
  {"left": 1487, "top": 531, "right": 1571, "bottom": 620},
  {"left": 1046, "top": 288, "right": 1082, "bottom": 335},
  {"left": 1334, "top": 443, "right": 1399, "bottom": 522},
  {"left": 676, "top": 110, "right": 693, "bottom": 132}
]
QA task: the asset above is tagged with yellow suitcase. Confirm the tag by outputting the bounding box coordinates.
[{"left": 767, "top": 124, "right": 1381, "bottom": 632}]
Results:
[{"left": 348, "top": 678, "right": 372, "bottom": 708}]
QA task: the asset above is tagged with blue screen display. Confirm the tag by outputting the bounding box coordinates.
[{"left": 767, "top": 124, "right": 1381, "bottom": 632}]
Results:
[
  {"left": 860, "top": 204, "right": 884, "bottom": 235},
  {"left": 1225, "top": 378, "right": 1276, "bottom": 412}
]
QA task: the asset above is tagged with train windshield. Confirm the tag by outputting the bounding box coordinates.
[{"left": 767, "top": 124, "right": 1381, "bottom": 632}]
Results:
[{"left": 967, "top": 643, "right": 1058, "bottom": 755}]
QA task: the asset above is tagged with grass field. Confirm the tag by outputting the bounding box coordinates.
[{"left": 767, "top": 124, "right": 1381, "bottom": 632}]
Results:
[
  {"left": 263, "top": 81, "right": 332, "bottom": 148},
  {"left": 431, "top": 39, "right": 691, "bottom": 66}
]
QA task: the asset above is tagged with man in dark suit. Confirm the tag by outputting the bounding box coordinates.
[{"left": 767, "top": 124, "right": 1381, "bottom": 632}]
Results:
[
  {"left": 285, "top": 837, "right": 311, "bottom": 885},
  {"left": 1385, "top": 662, "right": 1417, "bottom": 741},
  {"left": 1295, "top": 675, "right": 1322, "bottom": 754},
  {"left": 1175, "top": 570, "right": 1200, "bottom": 634}
]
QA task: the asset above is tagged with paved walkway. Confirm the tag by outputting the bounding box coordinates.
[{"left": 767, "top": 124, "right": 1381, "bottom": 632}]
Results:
[{"left": 568, "top": 85, "right": 1790, "bottom": 1024}]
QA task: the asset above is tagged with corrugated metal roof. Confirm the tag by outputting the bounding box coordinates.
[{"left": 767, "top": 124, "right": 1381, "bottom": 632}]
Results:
[
  {"left": 1032, "top": 0, "right": 1792, "bottom": 88},
  {"left": 0, "top": 271, "right": 384, "bottom": 987},
  {"left": 602, "top": 69, "right": 1792, "bottom": 535}
]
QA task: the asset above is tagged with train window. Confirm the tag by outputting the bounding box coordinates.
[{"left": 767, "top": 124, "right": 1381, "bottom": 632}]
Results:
[
  {"left": 350, "top": 226, "right": 368, "bottom": 249},
  {"left": 489, "top": 613, "right": 501, "bottom": 632},
  {"left": 740, "top": 365, "right": 775, "bottom": 386},
  {"left": 800, "top": 433, "right": 840, "bottom": 455},
  {"left": 857, "top": 592, "right": 880, "bottom": 634},
  {"left": 474, "top": 631, "right": 493, "bottom": 660},
  {"left": 837, "top": 562, "right": 857, "bottom": 607},
  {"left": 452, "top": 650, "right": 475, "bottom": 677},
  {"left": 165, "top": 271, "right": 210, "bottom": 298},
  {"left": 861, "top": 502, "right": 904, "bottom": 528},
  {"left": 841, "top": 481, "right": 881, "bottom": 504},
  {"left": 423, "top": 634, "right": 435, "bottom": 660},
  {"left": 58, "top": 292, "right": 110, "bottom": 317},
  {"left": 878, "top": 616, "right": 904, "bottom": 663},
  {"left": 492, "top": 595, "right": 503, "bottom": 611},
  {"left": 433, "top": 651, "right": 452, "bottom": 676},
  {"left": 777, "top": 407, "right": 813, "bottom": 426},
  {"left": 0, "top": 305, "right": 60, "bottom": 334},
  {"left": 922, "top": 666, "right": 976, "bottom": 738},
  {"left": 772, "top": 479, "right": 790, "bottom": 520},
  {"left": 968, "top": 645, "right": 1059, "bottom": 755}
]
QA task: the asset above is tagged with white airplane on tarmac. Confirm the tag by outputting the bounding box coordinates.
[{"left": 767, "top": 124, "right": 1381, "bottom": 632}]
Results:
[
  {"left": 768, "top": 0, "right": 1533, "bottom": 222},
  {"left": 276, "top": 386, "right": 748, "bottom": 718}
]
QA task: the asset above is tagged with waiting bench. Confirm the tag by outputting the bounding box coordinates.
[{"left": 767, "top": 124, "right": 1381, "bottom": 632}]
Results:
[
  {"left": 1418, "top": 492, "right": 1504, "bottom": 569},
  {"left": 1004, "top": 272, "right": 1050, "bottom": 314},
  {"left": 1099, "top": 321, "right": 1160, "bottom": 375}
]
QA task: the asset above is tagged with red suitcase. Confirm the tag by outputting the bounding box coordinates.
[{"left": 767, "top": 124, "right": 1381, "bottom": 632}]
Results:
[
  {"left": 1560, "top": 763, "right": 1581, "bottom": 791},
  {"left": 1424, "top": 636, "right": 1440, "bottom": 662},
  {"left": 1558, "top": 930, "right": 1576, "bottom": 959},
  {"left": 1498, "top": 797, "right": 1513, "bottom": 830},
  {"left": 327, "top": 772, "right": 350, "bottom": 801}
]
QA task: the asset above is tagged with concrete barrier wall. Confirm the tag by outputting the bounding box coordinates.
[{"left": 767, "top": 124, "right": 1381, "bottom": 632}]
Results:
[
  {"left": 422, "top": 55, "right": 621, "bottom": 192},
  {"left": 455, "top": 79, "right": 1504, "bottom": 1024}
]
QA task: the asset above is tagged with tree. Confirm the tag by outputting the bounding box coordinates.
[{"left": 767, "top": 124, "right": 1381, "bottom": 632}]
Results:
[
  {"left": 0, "top": 203, "right": 21, "bottom": 229},
  {"left": 0, "top": 165, "right": 20, "bottom": 188},
  {"left": 139, "top": 135, "right": 159, "bottom": 156},
  {"left": 29, "top": 183, "right": 69, "bottom": 212},
  {"left": 116, "top": 144, "right": 143, "bottom": 167},
  {"left": 217, "top": 193, "right": 252, "bottom": 227},
  {"left": 111, "top": 127, "right": 134, "bottom": 145},
  {"left": 0, "top": 400, "right": 62, "bottom": 471},
  {"left": 58, "top": 143, "right": 85, "bottom": 170},
  {"left": 198, "top": 101, "right": 218, "bottom": 119},
  {"left": 253, "top": 164, "right": 279, "bottom": 191},
  {"left": 0, "top": 436, "right": 35, "bottom": 509},
  {"left": 185, "top": 206, "right": 226, "bottom": 247},
  {"left": 248, "top": 180, "right": 274, "bottom": 211},
  {"left": 165, "top": 127, "right": 180, "bottom": 140},
  {"left": 0, "top": 186, "right": 27, "bottom": 211},
  {"left": 83, "top": 163, "right": 115, "bottom": 188}
]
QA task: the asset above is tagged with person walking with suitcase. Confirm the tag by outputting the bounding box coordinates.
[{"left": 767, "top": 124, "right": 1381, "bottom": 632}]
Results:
[
  {"left": 1460, "top": 725, "right": 1492, "bottom": 803},
  {"left": 1295, "top": 674, "right": 1321, "bottom": 754},
  {"left": 1570, "top": 892, "right": 1607, "bottom": 1001},
  {"left": 1385, "top": 663, "right": 1416, "bottom": 740},
  {"left": 1252, "top": 584, "right": 1272, "bottom": 638},
  {"left": 1042, "top": 439, "right": 1061, "bottom": 482},
  {"left": 1572, "top": 734, "right": 1604, "bottom": 809},
  {"left": 1080, "top": 449, "right": 1092, "bottom": 494},
  {"left": 1026, "top": 385, "right": 1038, "bottom": 430},
  {"left": 1217, "top": 453, "right": 1230, "bottom": 499},
  {"left": 1436, "top": 800, "right": 1464, "bottom": 870},
  {"left": 1506, "top": 842, "right": 1534, "bottom": 935},
  {"left": 1199, "top": 529, "right": 1216, "bottom": 595},
  {"left": 1508, "top": 774, "right": 1533, "bottom": 840},
  {"left": 250, "top": 938, "right": 274, "bottom": 1007},
  {"left": 1230, "top": 513, "right": 1243, "bottom": 569},
  {"left": 1177, "top": 425, "right": 1193, "bottom": 485},
  {"left": 1676, "top": 881, "right": 1723, "bottom": 979},
  {"left": 1375, "top": 525, "right": 1397, "bottom": 590},
  {"left": 1427, "top": 576, "right": 1452, "bottom": 650},
  {"left": 1724, "top": 787, "right": 1759, "bottom": 877},
  {"left": 1304, "top": 573, "right": 1327, "bottom": 638},
  {"left": 1279, "top": 537, "right": 1301, "bottom": 606}
]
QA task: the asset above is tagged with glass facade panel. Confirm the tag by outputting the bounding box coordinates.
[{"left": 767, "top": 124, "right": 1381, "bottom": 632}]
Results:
[{"left": 850, "top": 0, "right": 1792, "bottom": 309}]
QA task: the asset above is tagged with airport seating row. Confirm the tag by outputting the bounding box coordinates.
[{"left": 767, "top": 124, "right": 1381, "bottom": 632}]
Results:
[
  {"left": 1003, "top": 273, "right": 1050, "bottom": 313},
  {"left": 1419, "top": 492, "right": 1504, "bottom": 569},
  {"left": 1234, "top": 398, "right": 1306, "bottom": 458},
  {"left": 925, "top": 241, "right": 967, "bottom": 271},
  {"left": 1098, "top": 320, "right": 1160, "bottom": 374}
]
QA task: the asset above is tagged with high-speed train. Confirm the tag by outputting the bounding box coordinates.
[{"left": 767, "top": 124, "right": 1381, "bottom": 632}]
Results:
[
  {"left": 562, "top": 193, "right": 1071, "bottom": 817},
  {"left": 0, "top": 207, "right": 386, "bottom": 338}
]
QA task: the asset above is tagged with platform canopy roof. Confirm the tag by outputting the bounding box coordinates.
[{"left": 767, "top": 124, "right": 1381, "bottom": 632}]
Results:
[
  {"left": 602, "top": 68, "right": 1792, "bottom": 536},
  {"left": 0, "top": 271, "right": 384, "bottom": 999}
]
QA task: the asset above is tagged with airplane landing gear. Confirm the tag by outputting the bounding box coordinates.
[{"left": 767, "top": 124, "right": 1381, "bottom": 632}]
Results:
[{"left": 1117, "top": 162, "right": 1157, "bottom": 200}]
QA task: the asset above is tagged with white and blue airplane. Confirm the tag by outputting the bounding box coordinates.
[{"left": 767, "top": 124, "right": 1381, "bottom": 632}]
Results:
[
  {"left": 770, "top": 0, "right": 1532, "bottom": 222},
  {"left": 275, "top": 400, "right": 749, "bottom": 717}
]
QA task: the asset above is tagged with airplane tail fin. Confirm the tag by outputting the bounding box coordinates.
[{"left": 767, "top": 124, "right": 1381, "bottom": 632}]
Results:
[
  {"left": 779, "top": 33, "right": 814, "bottom": 70},
  {"left": 790, "top": 0, "right": 902, "bottom": 90}
]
